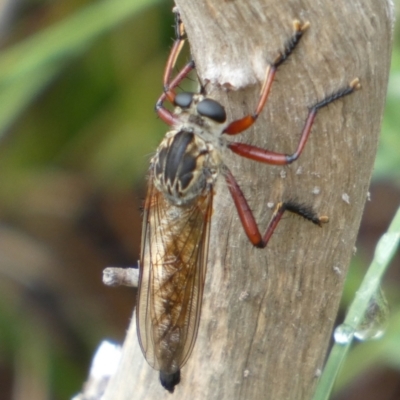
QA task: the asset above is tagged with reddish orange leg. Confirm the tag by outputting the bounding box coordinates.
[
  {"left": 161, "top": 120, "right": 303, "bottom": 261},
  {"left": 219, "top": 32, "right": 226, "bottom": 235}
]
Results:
[
  {"left": 155, "top": 9, "right": 195, "bottom": 125},
  {"left": 224, "top": 20, "right": 309, "bottom": 135},
  {"left": 229, "top": 78, "right": 361, "bottom": 165},
  {"left": 163, "top": 9, "right": 186, "bottom": 90},
  {"left": 224, "top": 168, "right": 328, "bottom": 248}
]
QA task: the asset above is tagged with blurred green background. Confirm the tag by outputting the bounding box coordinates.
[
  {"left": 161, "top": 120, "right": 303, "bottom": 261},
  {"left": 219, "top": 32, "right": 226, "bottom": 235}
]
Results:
[{"left": 0, "top": 1, "right": 398, "bottom": 399}]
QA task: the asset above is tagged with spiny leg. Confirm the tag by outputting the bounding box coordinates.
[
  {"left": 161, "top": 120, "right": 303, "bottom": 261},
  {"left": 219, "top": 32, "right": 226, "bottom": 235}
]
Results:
[
  {"left": 228, "top": 78, "right": 361, "bottom": 165},
  {"left": 224, "top": 167, "right": 328, "bottom": 248},
  {"left": 163, "top": 8, "right": 187, "bottom": 88},
  {"left": 224, "top": 20, "right": 309, "bottom": 135},
  {"left": 156, "top": 8, "right": 196, "bottom": 125}
]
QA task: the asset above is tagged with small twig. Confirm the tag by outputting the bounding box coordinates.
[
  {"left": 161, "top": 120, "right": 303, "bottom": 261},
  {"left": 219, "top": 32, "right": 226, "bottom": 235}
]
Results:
[{"left": 102, "top": 267, "right": 138, "bottom": 288}]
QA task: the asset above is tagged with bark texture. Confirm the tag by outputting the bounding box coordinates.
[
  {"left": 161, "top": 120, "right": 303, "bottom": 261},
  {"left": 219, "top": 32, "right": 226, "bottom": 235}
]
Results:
[{"left": 103, "top": 0, "right": 393, "bottom": 399}]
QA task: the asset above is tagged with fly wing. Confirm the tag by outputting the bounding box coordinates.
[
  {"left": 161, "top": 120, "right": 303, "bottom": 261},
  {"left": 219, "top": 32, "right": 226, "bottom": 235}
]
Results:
[{"left": 136, "top": 173, "right": 213, "bottom": 374}]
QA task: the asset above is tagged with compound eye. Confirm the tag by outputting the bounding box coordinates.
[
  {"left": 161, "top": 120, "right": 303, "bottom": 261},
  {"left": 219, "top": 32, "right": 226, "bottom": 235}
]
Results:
[
  {"left": 197, "top": 99, "right": 226, "bottom": 123},
  {"left": 174, "top": 92, "right": 194, "bottom": 108}
]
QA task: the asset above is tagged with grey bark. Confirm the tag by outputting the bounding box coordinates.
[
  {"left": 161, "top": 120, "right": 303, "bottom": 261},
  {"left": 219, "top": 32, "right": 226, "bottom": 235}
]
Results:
[{"left": 102, "top": 0, "right": 393, "bottom": 399}]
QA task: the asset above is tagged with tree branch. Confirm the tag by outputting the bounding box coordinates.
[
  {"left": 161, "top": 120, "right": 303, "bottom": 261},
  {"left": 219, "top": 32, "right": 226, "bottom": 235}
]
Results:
[{"left": 102, "top": 0, "right": 393, "bottom": 399}]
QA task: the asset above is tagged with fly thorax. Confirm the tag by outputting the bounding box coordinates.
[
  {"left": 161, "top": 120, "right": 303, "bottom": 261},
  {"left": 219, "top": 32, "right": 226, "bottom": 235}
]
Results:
[{"left": 153, "top": 130, "right": 219, "bottom": 206}]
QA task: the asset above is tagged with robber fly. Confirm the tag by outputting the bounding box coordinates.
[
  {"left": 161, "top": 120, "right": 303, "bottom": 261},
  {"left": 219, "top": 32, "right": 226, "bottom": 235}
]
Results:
[{"left": 136, "top": 9, "right": 360, "bottom": 393}]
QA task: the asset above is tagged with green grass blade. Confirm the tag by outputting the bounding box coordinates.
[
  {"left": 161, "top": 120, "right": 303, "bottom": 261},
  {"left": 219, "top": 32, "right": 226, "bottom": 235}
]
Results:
[
  {"left": 0, "top": 0, "right": 159, "bottom": 137},
  {"left": 0, "top": 0, "right": 156, "bottom": 84},
  {"left": 312, "top": 206, "right": 400, "bottom": 400}
]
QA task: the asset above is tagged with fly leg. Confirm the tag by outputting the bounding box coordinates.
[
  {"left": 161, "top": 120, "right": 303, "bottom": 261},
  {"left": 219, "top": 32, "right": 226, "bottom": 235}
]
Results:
[
  {"left": 156, "top": 8, "right": 195, "bottom": 125},
  {"left": 224, "top": 20, "right": 309, "bottom": 135},
  {"left": 224, "top": 167, "right": 328, "bottom": 248},
  {"left": 228, "top": 79, "right": 360, "bottom": 165}
]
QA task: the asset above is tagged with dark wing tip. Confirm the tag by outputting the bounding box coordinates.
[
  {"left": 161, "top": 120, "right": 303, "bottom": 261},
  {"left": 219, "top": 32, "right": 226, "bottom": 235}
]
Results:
[{"left": 160, "top": 370, "right": 181, "bottom": 393}]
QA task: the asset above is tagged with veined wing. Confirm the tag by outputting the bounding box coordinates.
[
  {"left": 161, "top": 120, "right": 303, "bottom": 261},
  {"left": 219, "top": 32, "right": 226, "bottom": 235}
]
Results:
[{"left": 136, "top": 172, "right": 213, "bottom": 374}]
